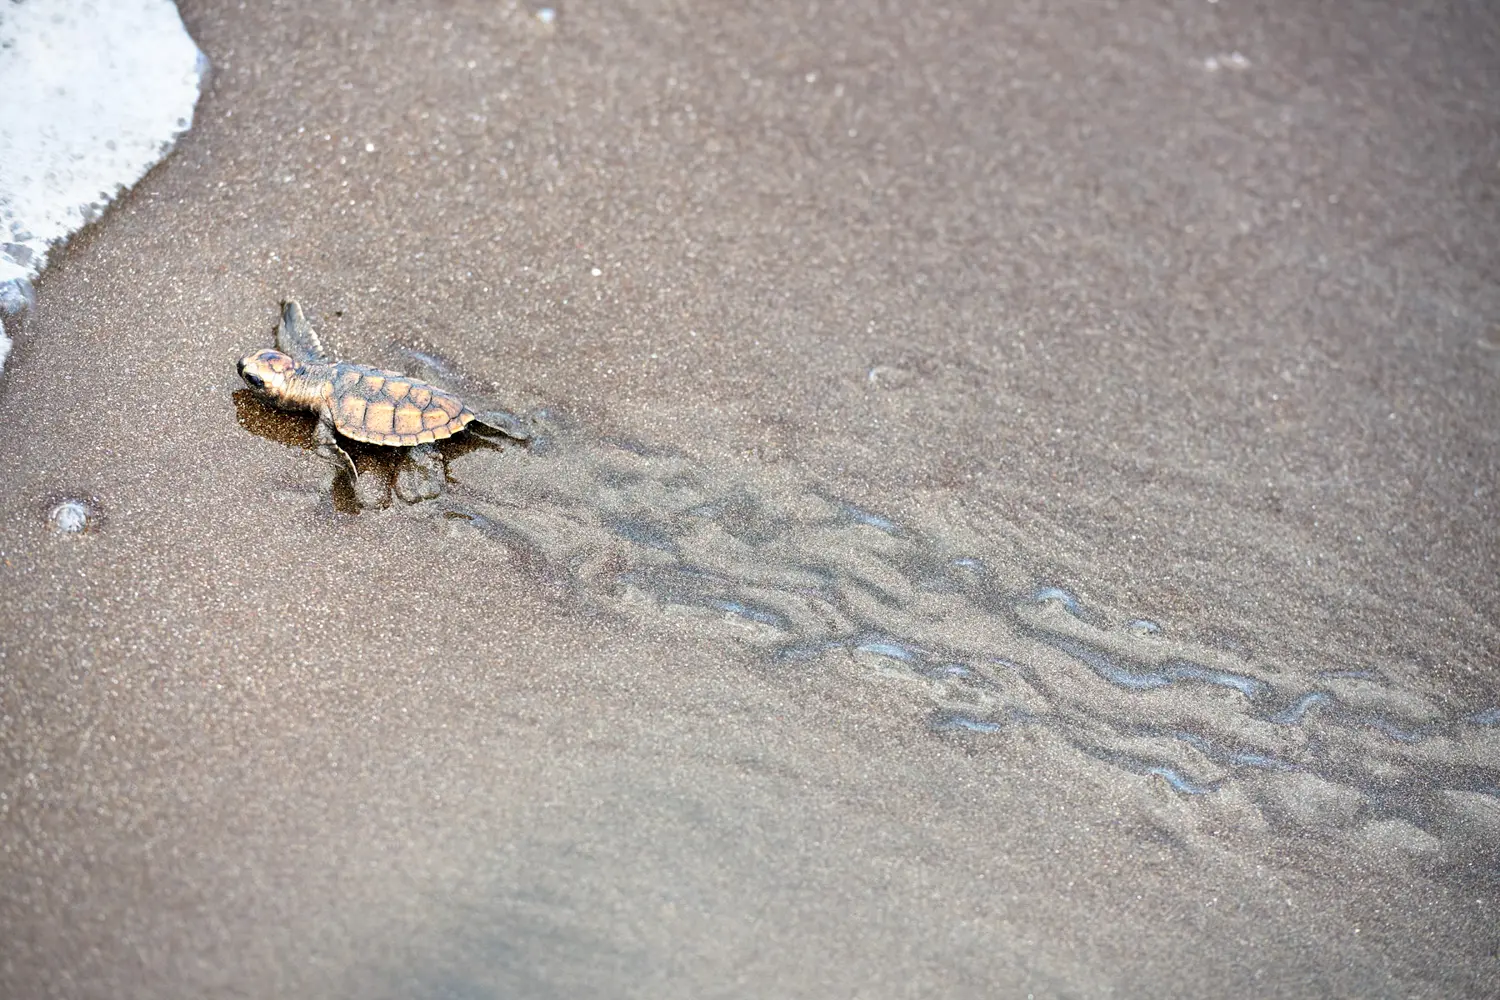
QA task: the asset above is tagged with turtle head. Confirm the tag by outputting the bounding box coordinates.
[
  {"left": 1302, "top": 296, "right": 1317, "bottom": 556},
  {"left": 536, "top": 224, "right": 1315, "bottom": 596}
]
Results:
[{"left": 237, "top": 348, "right": 301, "bottom": 405}]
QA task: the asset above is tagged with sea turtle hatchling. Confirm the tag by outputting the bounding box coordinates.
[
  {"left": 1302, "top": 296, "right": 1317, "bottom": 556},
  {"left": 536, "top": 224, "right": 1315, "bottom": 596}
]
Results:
[{"left": 237, "top": 301, "right": 531, "bottom": 500}]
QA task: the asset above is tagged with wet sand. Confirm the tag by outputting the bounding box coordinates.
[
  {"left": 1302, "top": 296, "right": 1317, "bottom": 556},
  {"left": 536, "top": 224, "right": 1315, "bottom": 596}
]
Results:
[{"left": 2, "top": 0, "right": 1498, "bottom": 996}]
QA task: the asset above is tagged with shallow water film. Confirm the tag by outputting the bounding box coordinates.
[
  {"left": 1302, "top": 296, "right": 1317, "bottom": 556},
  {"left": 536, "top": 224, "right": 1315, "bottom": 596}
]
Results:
[{"left": 1, "top": 0, "right": 1498, "bottom": 997}]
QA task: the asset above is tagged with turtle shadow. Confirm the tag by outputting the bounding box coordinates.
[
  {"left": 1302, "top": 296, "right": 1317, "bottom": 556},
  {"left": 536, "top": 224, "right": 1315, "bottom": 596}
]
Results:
[
  {"left": 232, "top": 387, "right": 312, "bottom": 449},
  {"left": 232, "top": 388, "right": 525, "bottom": 513},
  {"left": 233, "top": 388, "right": 379, "bottom": 512}
]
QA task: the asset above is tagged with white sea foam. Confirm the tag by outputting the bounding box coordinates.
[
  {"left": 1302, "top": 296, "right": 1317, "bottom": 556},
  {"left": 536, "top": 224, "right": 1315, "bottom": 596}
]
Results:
[{"left": 0, "top": 0, "right": 206, "bottom": 373}]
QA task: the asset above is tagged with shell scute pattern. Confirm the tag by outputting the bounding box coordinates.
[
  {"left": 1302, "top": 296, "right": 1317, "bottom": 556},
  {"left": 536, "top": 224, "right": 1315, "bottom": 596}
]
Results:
[
  {"left": 330, "top": 362, "right": 474, "bottom": 446},
  {"left": 365, "top": 399, "right": 396, "bottom": 436}
]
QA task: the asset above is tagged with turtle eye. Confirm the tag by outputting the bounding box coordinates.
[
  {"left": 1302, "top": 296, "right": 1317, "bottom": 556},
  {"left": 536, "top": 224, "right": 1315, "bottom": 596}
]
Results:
[{"left": 243, "top": 371, "right": 265, "bottom": 389}]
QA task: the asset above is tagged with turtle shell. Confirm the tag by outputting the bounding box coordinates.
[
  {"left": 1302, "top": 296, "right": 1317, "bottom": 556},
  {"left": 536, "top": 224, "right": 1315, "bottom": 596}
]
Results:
[{"left": 326, "top": 363, "right": 475, "bottom": 446}]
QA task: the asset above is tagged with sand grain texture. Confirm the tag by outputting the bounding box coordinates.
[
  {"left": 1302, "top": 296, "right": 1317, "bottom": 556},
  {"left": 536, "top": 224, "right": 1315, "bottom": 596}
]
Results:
[{"left": 1, "top": 0, "right": 1498, "bottom": 997}]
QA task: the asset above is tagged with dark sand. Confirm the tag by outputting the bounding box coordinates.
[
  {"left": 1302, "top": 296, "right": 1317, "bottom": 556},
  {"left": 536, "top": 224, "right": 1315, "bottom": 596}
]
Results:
[{"left": 2, "top": 0, "right": 1498, "bottom": 996}]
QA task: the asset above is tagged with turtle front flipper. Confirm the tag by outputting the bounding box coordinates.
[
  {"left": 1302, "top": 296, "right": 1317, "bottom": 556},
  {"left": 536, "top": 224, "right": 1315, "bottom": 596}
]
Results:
[
  {"left": 470, "top": 409, "right": 534, "bottom": 442},
  {"left": 313, "top": 415, "right": 357, "bottom": 481},
  {"left": 277, "top": 300, "right": 330, "bottom": 364}
]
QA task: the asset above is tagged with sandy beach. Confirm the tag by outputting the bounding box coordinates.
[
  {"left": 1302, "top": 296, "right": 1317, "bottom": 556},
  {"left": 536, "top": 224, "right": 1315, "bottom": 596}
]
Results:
[{"left": 2, "top": 0, "right": 1497, "bottom": 996}]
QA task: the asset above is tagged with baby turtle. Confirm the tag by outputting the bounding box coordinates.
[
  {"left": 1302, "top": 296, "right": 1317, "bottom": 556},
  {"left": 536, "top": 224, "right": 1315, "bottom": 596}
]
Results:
[{"left": 237, "top": 301, "right": 530, "bottom": 498}]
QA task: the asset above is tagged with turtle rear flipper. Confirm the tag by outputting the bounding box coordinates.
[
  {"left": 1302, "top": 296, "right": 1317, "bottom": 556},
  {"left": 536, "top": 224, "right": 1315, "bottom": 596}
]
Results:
[
  {"left": 470, "top": 409, "right": 533, "bottom": 442},
  {"left": 277, "top": 300, "right": 329, "bottom": 364}
]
